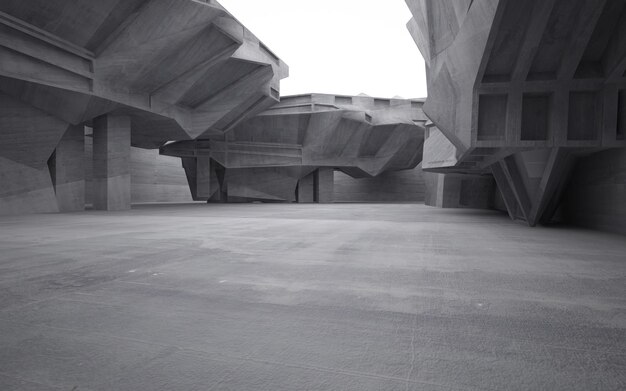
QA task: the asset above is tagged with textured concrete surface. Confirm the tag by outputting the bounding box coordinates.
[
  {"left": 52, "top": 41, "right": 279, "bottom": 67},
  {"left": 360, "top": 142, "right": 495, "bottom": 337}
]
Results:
[
  {"left": 334, "top": 166, "right": 425, "bottom": 203},
  {"left": 0, "top": 204, "right": 625, "bottom": 390},
  {"left": 407, "top": 0, "right": 626, "bottom": 227}
]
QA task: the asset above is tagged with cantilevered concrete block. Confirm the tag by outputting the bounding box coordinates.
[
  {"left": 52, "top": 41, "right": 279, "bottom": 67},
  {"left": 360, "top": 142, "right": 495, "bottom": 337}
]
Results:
[
  {"left": 93, "top": 115, "right": 131, "bottom": 211},
  {"left": 425, "top": 173, "right": 495, "bottom": 210},
  {"left": 52, "top": 125, "right": 85, "bottom": 212},
  {"left": 162, "top": 94, "right": 427, "bottom": 203}
]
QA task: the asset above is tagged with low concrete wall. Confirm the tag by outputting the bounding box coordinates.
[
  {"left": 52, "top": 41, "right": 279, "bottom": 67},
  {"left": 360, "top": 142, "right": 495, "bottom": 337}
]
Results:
[
  {"left": 562, "top": 148, "right": 626, "bottom": 235},
  {"left": 424, "top": 172, "right": 496, "bottom": 209},
  {"left": 86, "top": 137, "right": 192, "bottom": 205},
  {"left": 333, "top": 165, "right": 425, "bottom": 203}
]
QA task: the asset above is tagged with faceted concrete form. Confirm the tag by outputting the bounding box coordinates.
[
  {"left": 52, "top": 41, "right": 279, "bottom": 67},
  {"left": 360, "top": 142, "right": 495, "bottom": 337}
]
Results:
[
  {"left": 406, "top": 0, "right": 626, "bottom": 227},
  {"left": 1, "top": 204, "right": 625, "bottom": 390},
  {"left": 0, "top": 0, "right": 288, "bottom": 214},
  {"left": 162, "top": 94, "right": 427, "bottom": 203}
]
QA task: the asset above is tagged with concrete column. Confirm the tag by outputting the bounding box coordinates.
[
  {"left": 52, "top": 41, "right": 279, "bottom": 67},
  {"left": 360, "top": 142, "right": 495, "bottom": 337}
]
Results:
[
  {"left": 52, "top": 125, "right": 85, "bottom": 212},
  {"left": 196, "top": 157, "right": 211, "bottom": 200},
  {"left": 296, "top": 172, "right": 315, "bottom": 203},
  {"left": 314, "top": 168, "right": 334, "bottom": 203},
  {"left": 93, "top": 115, "right": 131, "bottom": 211},
  {"left": 181, "top": 157, "right": 212, "bottom": 201}
]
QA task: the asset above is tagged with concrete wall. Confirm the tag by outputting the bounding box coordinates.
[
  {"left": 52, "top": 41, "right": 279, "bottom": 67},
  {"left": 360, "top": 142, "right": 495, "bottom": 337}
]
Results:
[
  {"left": 130, "top": 148, "right": 194, "bottom": 204},
  {"left": 333, "top": 165, "right": 425, "bottom": 203},
  {"left": 86, "top": 137, "right": 192, "bottom": 205},
  {"left": 562, "top": 149, "right": 626, "bottom": 235},
  {"left": 0, "top": 156, "right": 59, "bottom": 215},
  {"left": 424, "top": 172, "right": 495, "bottom": 209},
  {"left": 0, "top": 93, "right": 67, "bottom": 215}
]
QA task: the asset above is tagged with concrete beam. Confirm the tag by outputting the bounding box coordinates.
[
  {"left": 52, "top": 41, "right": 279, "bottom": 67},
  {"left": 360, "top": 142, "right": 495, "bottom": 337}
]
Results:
[{"left": 196, "top": 157, "right": 212, "bottom": 200}]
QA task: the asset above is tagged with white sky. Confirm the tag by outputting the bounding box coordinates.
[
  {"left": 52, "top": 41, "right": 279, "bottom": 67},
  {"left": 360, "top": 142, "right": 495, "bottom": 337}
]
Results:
[{"left": 218, "top": 0, "right": 427, "bottom": 99}]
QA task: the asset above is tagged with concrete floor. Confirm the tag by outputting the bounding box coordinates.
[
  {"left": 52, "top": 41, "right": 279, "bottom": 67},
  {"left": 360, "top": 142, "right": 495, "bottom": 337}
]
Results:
[{"left": 0, "top": 203, "right": 625, "bottom": 391}]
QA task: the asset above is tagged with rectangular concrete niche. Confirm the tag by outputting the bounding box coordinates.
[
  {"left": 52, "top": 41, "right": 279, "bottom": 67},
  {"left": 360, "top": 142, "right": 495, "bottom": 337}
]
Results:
[
  {"left": 521, "top": 94, "right": 551, "bottom": 141},
  {"left": 618, "top": 90, "right": 626, "bottom": 141},
  {"left": 477, "top": 94, "right": 507, "bottom": 141},
  {"left": 567, "top": 91, "right": 600, "bottom": 141},
  {"left": 374, "top": 99, "right": 390, "bottom": 108},
  {"left": 335, "top": 96, "right": 352, "bottom": 105},
  {"left": 459, "top": 177, "right": 494, "bottom": 209}
]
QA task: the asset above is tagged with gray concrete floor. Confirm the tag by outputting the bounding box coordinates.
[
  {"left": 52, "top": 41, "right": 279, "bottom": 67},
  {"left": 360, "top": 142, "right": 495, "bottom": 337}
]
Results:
[{"left": 0, "top": 203, "right": 625, "bottom": 391}]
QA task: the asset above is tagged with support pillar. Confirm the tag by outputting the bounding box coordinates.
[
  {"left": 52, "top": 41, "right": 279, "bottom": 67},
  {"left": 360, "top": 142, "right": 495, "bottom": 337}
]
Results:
[
  {"left": 296, "top": 172, "right": 315, "bottom": 203},
  {"left": 51, "top": 125, "right": 85, "bottom": 212},
  {"left": 491, "top": 149, "right": 575, "bottom": 226},
  {"left": 181, "top": 157, "right": 212, "bottom": 201},
  {"left": 93, "top": 115, "right": 131, "bottom": 211},
  {"left": 197, "top": 157, "right": 212, "bottom": 200},
  {"left": 314, "top": 168, "right": 334, "bottom": 203},
  {"left": 425, "top": 173, "right": 495, "bottom": 210}
]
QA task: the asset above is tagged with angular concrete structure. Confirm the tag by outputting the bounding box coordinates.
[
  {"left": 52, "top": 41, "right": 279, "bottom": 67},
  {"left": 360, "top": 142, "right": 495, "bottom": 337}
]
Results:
[
  {"left": 48, "top": 124, "right": 85, "bottom": 212},
  {"left": 406, "top": 0, "right": 626, "bottom": 228},
  {"left": 1, "top": 3, "right": 625, "bottom": 390},
  {"left": 0, "top": 0, "right": 288, "bottom": 214},
  {"left": 161, "top": 94, "right": 427, "bottom": 203}
]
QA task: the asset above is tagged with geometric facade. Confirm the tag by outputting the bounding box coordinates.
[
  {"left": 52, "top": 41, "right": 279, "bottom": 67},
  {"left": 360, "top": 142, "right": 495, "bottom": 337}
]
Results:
[
  {"left": 406, "top": 0, "right": 626, "bottom": 226},
  {"left": 2, "top": 0, "right": 623, "bottom": 231}
]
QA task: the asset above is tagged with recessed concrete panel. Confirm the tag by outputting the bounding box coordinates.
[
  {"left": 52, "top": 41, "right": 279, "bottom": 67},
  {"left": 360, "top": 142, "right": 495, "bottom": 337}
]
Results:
[
  {"left": 568, "top": 92, "right": 599, "bottom": 141},
  {"left": 478, "top": 94, "right": 507, "bottom": 141},
  {"left": 521, "top": 94, "right": 550, "bottom": 141},
  {"left": 618, "top": 90, "right": 626, "bottom": 140}
]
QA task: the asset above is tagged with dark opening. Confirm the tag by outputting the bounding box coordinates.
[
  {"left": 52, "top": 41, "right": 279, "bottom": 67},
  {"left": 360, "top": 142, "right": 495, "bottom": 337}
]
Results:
[
  {"left": 521, "top": 94, "right": 550, "bottom": 140},
  {"left": 477, "top": 94, "right": 507, "bottom": 141}
]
